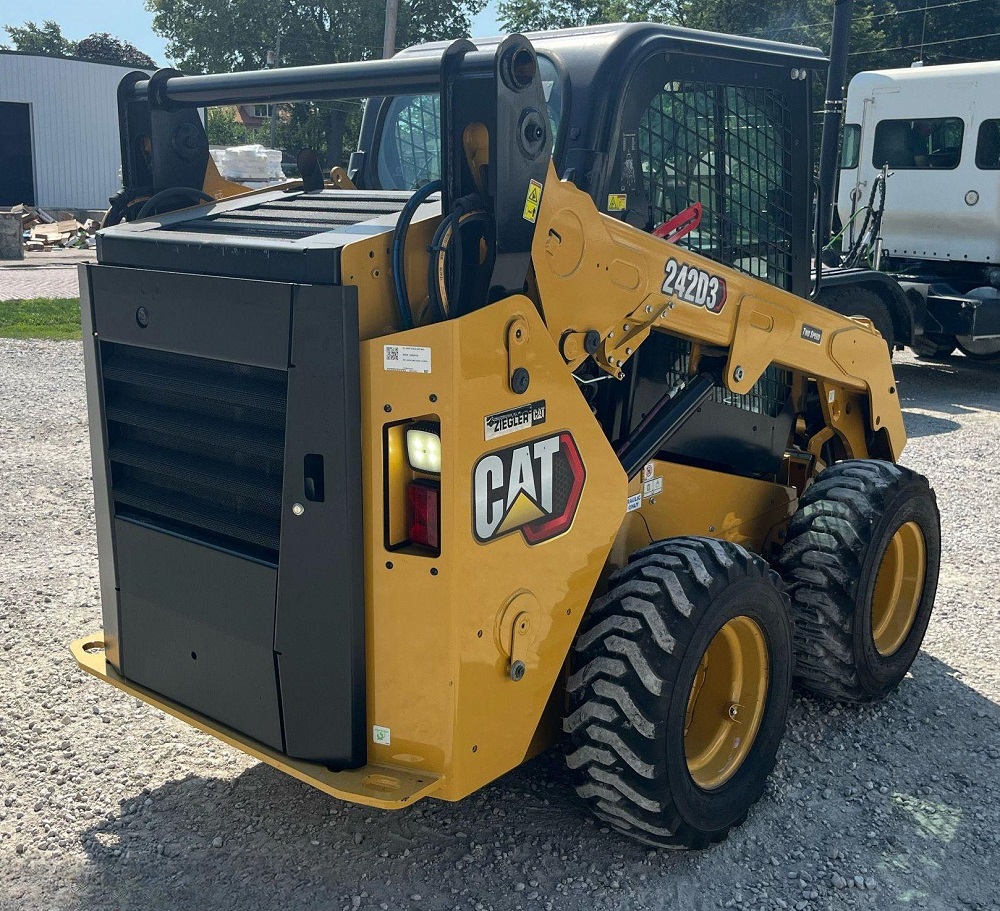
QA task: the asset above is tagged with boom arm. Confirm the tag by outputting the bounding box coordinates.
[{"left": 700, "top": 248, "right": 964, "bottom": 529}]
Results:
[{"left": 529, "top": 162, "right": 906, "bottom": 463}]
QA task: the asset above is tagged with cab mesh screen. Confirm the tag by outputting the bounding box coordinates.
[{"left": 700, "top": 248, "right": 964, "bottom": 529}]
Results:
[
  {"left": 659, "top": 333, "right": 792, "bottom": 418},
  {"left": 639, "top": 82, "right": 794, "bottom": 291}
]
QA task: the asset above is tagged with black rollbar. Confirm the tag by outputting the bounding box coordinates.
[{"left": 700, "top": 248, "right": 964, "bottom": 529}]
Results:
[{"left": 127, "top": 50, "right": 497, "bottom": 107}]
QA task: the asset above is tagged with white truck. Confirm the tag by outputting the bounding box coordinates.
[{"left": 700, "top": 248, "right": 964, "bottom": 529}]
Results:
[{"left": 837, "top": 61, "right": 1000, "bottom": 361}]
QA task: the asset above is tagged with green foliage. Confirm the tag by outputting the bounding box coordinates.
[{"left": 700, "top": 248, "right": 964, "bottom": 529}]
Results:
[
  {"left": 499, "top": 0, "right": 672, "bottom": 31},
  {"left": 206, "top": 102, "right": 364, "bottom": 168},
  {"left": 3, "top": 19, "right": 158, "bottom": 65},
  {"left": 206, "top": 107, "right": 267, "bottom": 146},
  {"left": 0, "top": 299, "right": 81, "bottom": 341},
  {"left": 3, "top": 20, "right": 74, "bottom": 56},
  {"left": 145, "top": 0, "right": 485, "bottom": 73},
  {"left": 499, "top": 0, "right": 1000, "bottom": 73},
  {"left": 862, "top": 0, "right": 1000, "bottom": 69},
  {"left": 75, "top": 33, "right": 157, "bottom": 67},
  {"left": 147, "top": 0, "right": 484, "bottom": 166}
]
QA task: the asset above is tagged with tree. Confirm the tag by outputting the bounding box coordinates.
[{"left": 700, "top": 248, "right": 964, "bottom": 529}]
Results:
[
  {"left": 146, "top": 0, "right": 486, "bottom": 165},
  {"left": 3, "top": 20, "right": 74, "bottom": 56},
  {"left": 499, "top": 0, "right": 673, "bottom": 30},
  {"left": 206, "top": 107, "right": 267, "bottom": 146},
  {"left": 3, "top": 19, "right": 158, "bottom": 66},
  {"left": 500, "top": 0, "right": 1000, "bottom": 74},
  {"left": 146, "top": 0, "right": 485, "bottom": 73},
  {"left": 76, "top": 33, "right": 158, "bottom": 67},
  {"left": 860, "top": 0, "right": 1000, "bottom": 70}
]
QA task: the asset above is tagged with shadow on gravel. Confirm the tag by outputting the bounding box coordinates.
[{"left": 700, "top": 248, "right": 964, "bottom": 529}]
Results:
[
  {"left": 70, "top": 747, "right": 651, "bottom": 911},
  {"left": 902, "top": 412, "right": 962, "bottom": 439},
  {"left": 66, "top": 651, "right": 1000, "bottom": 911},
  {"left": 894, "top": 357, "right": 1000, "bottom": 415}
]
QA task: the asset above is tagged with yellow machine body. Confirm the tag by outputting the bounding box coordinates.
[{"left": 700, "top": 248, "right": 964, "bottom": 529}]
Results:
[{"left": 74, "top": 152, "right": 906, "bottom": 807}]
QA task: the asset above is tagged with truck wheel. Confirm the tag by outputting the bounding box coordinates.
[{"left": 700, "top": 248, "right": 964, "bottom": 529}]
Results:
[
  {"left": 779, "top": 460, "right": 940, "bottom": 702},
  {"left": 955, "top": 337, "right": 1000, "bottom": 363},
  {"left": 566, "top": 537, "right": 792, "bottom": 849},
  {"left": 820, "top": 288, "right": 894, "bottom": 350},
  {"left": 912, "top": 332, "right": 956, "bottom": 359}
]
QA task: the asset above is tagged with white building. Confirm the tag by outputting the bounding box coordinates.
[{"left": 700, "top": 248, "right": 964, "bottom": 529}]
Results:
[{"left": 0, "top": 52, "right": 153, "bottom": 210}]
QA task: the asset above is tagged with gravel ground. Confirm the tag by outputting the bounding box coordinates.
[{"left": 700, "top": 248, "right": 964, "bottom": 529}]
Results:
[{"left": 1, "top": 341, "right": 998, "bottom": 911}]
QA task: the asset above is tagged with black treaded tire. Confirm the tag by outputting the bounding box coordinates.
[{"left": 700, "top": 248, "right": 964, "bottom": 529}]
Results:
[
  {"left": 779, "top": 460, "right": 940, "bottom": 702},
  {"left": 819, "top": 288, "right": 894, "bottom": 350},
  {"left": 565, "top": 537, "right": 793, "bottom": 849},
  {"left": 912, "top": 332, "right": 956, "bottom": 360}
]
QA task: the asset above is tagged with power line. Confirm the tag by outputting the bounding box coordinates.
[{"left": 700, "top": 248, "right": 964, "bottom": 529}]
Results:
[
  {"left": 750, "top": 0, "right": 991, "bottom": 38},
  {"left": 848, "top": 28, "right": 1000, "bottom": 53}
]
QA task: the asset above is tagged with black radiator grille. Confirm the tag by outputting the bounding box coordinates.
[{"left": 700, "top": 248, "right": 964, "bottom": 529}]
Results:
[{"left": 101, "top": 342, "right": 287, "bottom": 563}]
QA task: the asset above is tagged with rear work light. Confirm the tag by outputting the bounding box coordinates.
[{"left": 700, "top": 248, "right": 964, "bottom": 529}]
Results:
[
  {"left": 406, "top": 422, "right": 442, "bottom": 474},
  {"left": 408, "top": 479, "right": 440, "bottom": 550}
]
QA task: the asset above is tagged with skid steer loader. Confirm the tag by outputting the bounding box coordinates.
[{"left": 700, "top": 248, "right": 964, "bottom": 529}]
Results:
[{"left": 71, "top": 24, "right": 940, "bottom": 848}]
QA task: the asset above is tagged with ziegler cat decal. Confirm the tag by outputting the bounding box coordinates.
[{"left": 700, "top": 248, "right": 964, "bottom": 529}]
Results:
[{"left": 473, "top": 431, "right": 585, "bottom": 545}]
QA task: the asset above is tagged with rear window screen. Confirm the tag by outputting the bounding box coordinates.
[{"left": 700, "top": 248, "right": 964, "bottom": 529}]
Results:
[
  {"left": 872, "top": 117, "right": 964, "bottom": 169},
  {"left": 376, "top": 55, "right": 563, "bottom": 189}
]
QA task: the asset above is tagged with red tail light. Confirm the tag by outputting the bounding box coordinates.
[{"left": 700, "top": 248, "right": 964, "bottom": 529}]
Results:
[{"left": 408, "top": 480, "right": 440, "bottom": 550}]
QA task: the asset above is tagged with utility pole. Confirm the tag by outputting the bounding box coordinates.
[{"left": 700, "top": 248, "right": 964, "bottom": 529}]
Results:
[
  {"left": 817, "top": 0, "right": 854, "bottom": 252},
  {"left": 269, "top": 33, "right": 282, "bottom": 149},
  {"left": 383, "top": 0, "right": 399, "bottom": 58}
]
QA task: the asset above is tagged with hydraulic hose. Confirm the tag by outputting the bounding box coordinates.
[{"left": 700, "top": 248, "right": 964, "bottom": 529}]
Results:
[
  {"left": 392, "top": 179, "right": 442, "bottom": 331},
  {"left": 428, "top": 210, "right": 489, "bottom": 320},
  {"left": 136, "top": 187, "right": 214, "bottom": 220},
  {"left": 102, "top": 186, "right": 155, "bottom": 227},
  {"left": 843, "top": 171, "right": 887, "bottom": 269}
]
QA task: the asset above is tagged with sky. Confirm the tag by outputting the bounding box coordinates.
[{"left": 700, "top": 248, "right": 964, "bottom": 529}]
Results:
[{"left": 0, "top": 0, "right": 502, "bottom": 66}]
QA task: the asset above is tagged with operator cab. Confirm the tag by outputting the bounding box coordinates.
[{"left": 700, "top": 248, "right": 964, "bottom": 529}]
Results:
[
  {"left": 353, "top": 23, "right": 826, "bottom": 478},
  {"left": 356, "top": 23, "right": 825, "bottom": 299}
]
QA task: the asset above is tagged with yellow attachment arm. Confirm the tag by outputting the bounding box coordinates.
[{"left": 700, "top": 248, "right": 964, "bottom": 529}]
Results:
[{"left": 530, "top": 162, "right": 905, "bottom": 460}]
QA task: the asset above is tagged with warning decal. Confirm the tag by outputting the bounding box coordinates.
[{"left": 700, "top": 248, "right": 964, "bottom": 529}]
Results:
[
  {"left": 608, "top": 194, "right": 627, "bottom": 212},
  {"left": 523, "top": 179, "right": 543, "bottom": 223}
]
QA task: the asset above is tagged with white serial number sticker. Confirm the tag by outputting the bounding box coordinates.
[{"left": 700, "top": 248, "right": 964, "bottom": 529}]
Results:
[
  {"left": 384, "top": 345, "right": 431, "bottom": 374},
  {"left": 661, "top": 258, "right": 727, "bottom": 313}
]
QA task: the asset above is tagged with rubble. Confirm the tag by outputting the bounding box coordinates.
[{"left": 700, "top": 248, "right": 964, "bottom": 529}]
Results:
[{"left": 0, "top": 204, "right": 99, "bottom": 255}]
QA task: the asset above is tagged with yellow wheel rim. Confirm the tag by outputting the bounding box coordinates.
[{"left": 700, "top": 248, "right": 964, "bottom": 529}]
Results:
[
  {"left": 684, "top": 616, "right": 769, "bottom": 791},
  {"left": 871, "top": 520, "right": 926, "bottom": 657}
]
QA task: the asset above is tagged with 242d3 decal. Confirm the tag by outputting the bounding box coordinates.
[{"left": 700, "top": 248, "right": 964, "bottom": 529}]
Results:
[
  {"left": 473, "top": 431, "right": 585, "bottom": 545},
  {"left": 661, "top": 258, "right": 727, "bottom": 313}
]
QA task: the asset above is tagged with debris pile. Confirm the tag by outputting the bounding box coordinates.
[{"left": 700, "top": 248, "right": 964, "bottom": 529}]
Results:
[{"left": 0, "top": 204, "right": 99, "bottom": 253}]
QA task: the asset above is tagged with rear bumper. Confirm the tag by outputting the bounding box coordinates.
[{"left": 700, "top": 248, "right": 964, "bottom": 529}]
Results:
[
  {"left": 71, "top": 635, "right": 442, "bottom": 810},
  {"left": 925, "top": 294, "right": 1000, "bottom": 337}
]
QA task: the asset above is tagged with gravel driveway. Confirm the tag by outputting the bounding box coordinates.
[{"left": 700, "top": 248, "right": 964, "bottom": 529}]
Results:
[{"left": 1, "top": 342, "right": 997, "bottom": 911}]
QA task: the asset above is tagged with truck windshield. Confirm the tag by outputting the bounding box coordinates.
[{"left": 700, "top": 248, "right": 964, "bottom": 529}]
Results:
[{"left": 375, "top": 55, "right": 563, "bottom": 189}]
